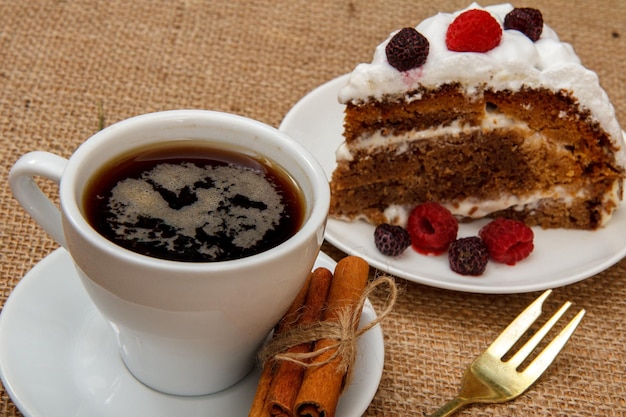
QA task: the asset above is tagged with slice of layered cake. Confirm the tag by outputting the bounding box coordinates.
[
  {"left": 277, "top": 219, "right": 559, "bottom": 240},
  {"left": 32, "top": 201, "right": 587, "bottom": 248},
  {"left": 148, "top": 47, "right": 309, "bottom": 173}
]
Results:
[{"left": 330, "top": 3, "right": 626, "bottom": 229}]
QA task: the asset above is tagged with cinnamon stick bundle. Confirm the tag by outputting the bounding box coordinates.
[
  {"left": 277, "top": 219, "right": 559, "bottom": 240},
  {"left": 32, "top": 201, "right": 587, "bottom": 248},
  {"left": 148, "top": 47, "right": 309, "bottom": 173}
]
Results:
[
  {"left": 294, "top": 256, "right": 369, "bottom": 417},
  {"left": 248, "top": 256, "right": 370, "bottom": 417},
  {"left": 248, "top": 271, "right": 313, "bottom": 416},
  {"left": 266, "top": 267, "right": 333, "bottom": 416}
]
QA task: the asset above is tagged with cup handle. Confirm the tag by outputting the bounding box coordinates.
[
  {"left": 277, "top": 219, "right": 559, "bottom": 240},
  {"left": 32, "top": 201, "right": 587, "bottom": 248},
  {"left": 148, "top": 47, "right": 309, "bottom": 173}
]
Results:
[{"left": 9, "top": 151, "right": 69, "bottom": 248}]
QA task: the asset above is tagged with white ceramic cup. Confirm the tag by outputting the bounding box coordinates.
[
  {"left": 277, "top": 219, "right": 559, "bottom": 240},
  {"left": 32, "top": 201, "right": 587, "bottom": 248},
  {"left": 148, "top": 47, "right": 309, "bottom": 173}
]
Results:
[{"left": 9, "top": 110, "right": 329, "bottom": 396}]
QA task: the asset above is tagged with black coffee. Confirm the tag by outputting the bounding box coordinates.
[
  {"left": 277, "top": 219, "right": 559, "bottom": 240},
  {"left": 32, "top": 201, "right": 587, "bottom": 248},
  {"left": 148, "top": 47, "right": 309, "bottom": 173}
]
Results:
[{"left": 83, "top": 141, "right": 305, "bottom": 262}]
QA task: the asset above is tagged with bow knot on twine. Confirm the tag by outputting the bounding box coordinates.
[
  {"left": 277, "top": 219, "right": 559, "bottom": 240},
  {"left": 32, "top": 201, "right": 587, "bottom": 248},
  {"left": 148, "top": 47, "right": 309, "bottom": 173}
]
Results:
[{"left": 259, "top": 275, "right": 398, "bottom": 387}]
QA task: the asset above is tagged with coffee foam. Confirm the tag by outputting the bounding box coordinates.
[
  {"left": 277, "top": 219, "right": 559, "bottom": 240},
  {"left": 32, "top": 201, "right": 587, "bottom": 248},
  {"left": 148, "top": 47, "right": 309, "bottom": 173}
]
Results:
[{"left": 105, "top": 162, "right": 284, "bottom": 259}]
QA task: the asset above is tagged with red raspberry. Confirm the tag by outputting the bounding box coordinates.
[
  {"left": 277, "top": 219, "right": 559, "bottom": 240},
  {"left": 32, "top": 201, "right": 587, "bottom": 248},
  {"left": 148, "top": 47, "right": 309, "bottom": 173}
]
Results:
[
  {"left": 479, "top": 218, "right": 534, "bottom": 265},
  {"left": 448, "top": 237, "right": 489, "bottom": 276},
  {"left": 504, "top": 7, "right": 543, "bottom": 42},
  {"left": 406, "top": 202, "right": 458, "bottom": 255},
  {"left": 446, "top": 9, "right": 502, "bottom": 53},
  {"left": 374, "top": 223, "right": 412, "bottom": 256},
  {"left": 385, "top": 27, "right": 430, "bottom": 72}
]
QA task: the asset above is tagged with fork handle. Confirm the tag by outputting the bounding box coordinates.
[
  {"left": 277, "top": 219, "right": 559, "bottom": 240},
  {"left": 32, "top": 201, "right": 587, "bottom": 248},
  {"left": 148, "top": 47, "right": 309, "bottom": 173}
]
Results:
[{"left": 427, "top": 397, "right": 471, "bottom": 417}]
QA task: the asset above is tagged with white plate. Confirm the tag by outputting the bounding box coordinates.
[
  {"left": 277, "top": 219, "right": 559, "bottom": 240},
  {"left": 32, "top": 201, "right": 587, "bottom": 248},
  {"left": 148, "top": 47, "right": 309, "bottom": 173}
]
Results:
[
  {"left": 280, "top": 74, "right": 626, "bottom": 294},
  {"left": 0, "top": 248, "right": 384, "bottom": 417}
]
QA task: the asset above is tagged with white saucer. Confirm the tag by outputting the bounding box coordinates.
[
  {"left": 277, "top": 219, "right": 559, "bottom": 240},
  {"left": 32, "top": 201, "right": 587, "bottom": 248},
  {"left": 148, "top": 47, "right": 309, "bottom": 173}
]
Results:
[
  {"left": 280, "top": 74, "right": 626, "bottom": 294},
  {"left": 0, "top": 249, "right": 384, "bottom": 417}
]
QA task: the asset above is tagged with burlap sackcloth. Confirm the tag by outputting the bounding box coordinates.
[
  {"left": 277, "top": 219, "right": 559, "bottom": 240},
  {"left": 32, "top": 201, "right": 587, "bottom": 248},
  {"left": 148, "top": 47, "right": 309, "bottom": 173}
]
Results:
[{"left": 1, "top": 1, "right": 625, "bottom": 416}]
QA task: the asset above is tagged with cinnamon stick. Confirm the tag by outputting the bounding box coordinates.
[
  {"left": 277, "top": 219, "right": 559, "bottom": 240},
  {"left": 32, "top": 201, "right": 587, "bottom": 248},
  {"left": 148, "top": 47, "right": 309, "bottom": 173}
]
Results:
[
  {"left": 294, "top": 256, "right": 370, "bottom": 417},
  {"left": 248, "top": 271, "right": 313, "bottom": 417},
  {"left": 266, "top": 267, "right": 333, "bottom": 417}
]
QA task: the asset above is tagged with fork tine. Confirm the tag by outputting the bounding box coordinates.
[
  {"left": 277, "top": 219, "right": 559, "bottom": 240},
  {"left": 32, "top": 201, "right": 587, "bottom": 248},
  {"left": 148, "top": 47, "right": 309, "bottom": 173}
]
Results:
[
  {"left": 487, "top": 290, "right": 552, "bottom": 358},
  {"left": 521, "top": 308, "right": 585, "bottom": 380},
  {"left": 508, "top": 301, "right": 571, "bottom": 368}
]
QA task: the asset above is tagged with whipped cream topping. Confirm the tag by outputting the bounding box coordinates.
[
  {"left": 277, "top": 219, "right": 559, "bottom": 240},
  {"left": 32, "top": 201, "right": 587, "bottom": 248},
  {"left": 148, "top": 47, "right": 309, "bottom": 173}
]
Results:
[{"left": 339, "top": 3, "right": 626, "bottom": 167}]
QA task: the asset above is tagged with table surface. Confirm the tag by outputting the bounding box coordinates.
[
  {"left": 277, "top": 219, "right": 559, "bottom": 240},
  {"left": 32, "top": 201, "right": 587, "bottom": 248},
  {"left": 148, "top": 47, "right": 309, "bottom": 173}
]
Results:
[{"left": 1, "top": 1, "right": 625, "bottom": 416}]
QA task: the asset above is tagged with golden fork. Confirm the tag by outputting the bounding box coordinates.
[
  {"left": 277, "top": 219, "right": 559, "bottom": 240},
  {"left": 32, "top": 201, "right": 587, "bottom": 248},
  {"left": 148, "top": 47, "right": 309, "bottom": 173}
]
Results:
[{"left": 428, "top": 289, "right": 585, "bottom": 417}]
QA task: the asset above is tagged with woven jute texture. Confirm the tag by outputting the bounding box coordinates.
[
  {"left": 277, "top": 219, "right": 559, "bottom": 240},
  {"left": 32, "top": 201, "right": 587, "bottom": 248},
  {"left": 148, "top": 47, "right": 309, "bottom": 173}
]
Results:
[{"left": 1, "top": 1, "right": 625, "bottom": 416}]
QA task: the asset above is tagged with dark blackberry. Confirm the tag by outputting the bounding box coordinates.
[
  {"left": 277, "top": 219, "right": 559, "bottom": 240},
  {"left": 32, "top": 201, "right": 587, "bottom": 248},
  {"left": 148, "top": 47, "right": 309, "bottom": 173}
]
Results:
[
  {"left": 448, "top": 236, "right": 489, "bottom": 276},
  {"left": 385, "top": 27, "right": 429, "bottom": 72},
  {"left": 504, "top": 7, "right": 543, "bottom": 42},
  {"left": 374, "top": 223, "right": 411, "bottom": 256}
]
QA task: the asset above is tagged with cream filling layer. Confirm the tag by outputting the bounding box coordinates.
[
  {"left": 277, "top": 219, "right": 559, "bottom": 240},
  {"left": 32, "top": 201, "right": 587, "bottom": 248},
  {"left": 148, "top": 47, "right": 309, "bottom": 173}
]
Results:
[
  {"left": 382, "top": 184, "right": 614, "bottom": 228},
  {"left": 381, "top": 180, "right": 623, "bottom": 227},
  {"left": 382, "top": 188, "right": 582, "bottom": 226},
  {"left": 336, "top": 113, "right": 529, "bottom": 162}
]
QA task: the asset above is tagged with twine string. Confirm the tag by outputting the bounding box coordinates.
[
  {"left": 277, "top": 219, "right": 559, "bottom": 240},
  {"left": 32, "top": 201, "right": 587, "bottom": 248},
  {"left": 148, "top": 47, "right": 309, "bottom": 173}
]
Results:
[{"left": 259, "top": 276, "right": 398, "bottom": 385}]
